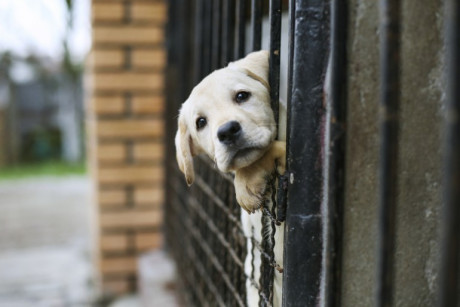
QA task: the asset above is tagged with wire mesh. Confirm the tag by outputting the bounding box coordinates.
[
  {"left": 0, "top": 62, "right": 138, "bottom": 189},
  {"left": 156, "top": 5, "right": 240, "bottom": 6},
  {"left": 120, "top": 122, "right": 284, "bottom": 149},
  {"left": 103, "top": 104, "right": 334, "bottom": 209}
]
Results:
[
  {"left": 164, "top": 0, "right": 279, "bottom": 304},
  {"left": 166, "top": 153, "right": 281, "bottom": 306}
]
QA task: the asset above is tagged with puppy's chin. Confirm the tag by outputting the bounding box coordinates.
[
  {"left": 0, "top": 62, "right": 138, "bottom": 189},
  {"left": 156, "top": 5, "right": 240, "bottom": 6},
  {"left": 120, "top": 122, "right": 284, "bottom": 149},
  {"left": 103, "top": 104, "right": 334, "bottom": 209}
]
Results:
[{"left": 217, "top": 147, "right": 266, "bottom": 172}]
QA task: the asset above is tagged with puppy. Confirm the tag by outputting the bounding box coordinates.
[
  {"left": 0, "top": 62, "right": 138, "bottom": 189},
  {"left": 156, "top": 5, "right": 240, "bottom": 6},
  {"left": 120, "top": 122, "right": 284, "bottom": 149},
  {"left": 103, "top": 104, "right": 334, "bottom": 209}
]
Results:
[{"left": 175, "top": 50, "right": 285, "bottom": 212}]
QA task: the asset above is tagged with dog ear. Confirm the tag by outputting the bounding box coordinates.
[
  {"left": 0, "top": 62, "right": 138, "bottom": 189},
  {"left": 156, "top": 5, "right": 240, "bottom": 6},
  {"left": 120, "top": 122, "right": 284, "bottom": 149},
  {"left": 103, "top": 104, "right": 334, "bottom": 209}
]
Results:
[
  {"left": 228, "top": 50, "right": 270, "bottom": 89},
  {"left": 175, "top": 115, "right": 195, "bottom": 186}
]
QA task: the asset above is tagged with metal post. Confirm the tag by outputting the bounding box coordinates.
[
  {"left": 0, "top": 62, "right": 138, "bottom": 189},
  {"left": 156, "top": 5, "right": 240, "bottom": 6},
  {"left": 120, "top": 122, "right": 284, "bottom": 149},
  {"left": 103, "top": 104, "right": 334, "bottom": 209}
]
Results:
[
  {"left": 212, "top": 0, "right": 222, "bottom": 69},
  {"left": 235, "top": 0, "right": 247, "bottom": 58},
  {"left": 222, "top": 0, "right": 236, "bottom": 64},
  {"left": 439, "top": 0, "right": 460, "bottom": 306},
  {"left": 194, "top": 0, "right": 205, "bottom": 84},
  {"left": 269, "top": 0, "right": 281, "bottom": 124},
  {"left": 251, "top": 0, "right": 263, "bottom": 51},
  {"left": 202, "top": 0, "right": 213, "bottom": 76},
  {"left": 283, "top": 0, "right": 330, "bottom": 306},
  {"left": 323, "top": 0, "right": 347, "bottom": 306},
  {"left": 376, "top": 0, "right": 401, "bottom": 306}
]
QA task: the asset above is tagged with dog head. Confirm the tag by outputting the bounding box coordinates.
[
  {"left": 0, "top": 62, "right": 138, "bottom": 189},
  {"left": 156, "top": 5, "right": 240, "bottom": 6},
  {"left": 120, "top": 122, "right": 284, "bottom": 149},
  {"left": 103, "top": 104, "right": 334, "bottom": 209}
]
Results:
[{"left": 175, "top": 50, "right": 275, "bottom": 185}]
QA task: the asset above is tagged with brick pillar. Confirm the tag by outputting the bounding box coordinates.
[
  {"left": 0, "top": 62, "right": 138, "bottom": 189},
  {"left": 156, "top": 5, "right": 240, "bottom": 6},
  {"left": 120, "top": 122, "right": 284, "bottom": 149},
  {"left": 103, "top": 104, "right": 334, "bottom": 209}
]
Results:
[{"left": 88, "top": 0, "right": 167, "bottom": 295}]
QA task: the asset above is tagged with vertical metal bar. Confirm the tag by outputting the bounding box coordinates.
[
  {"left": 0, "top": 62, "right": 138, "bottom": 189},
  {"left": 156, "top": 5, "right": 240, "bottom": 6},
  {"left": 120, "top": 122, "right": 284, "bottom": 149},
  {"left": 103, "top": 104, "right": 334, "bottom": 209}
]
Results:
[
  {"left": 202, "top": 0, "right": 212, "bottom": 76},
  {"left": 179, "top": 0, "right": 196, "bottom": 98},
  {"left": 164, "top": 0, "right": 195, "bottom": 303},
  {"left": 269, "top": 0, "right": 281, "bottom": 125},
  {"left": 164, "top": 0, "right": 177, "bottom": 250},
  {"left": 235, "top": 0, "right": 247, "bottom": 59},
  {"left": 257, "top": 3, "right": 283, "bottom": 306},
  {"left": 222, "top": 0, "right": 236, "bottom": 64},
  {"left": 212, "top": 0, "right": 222, "bottom": 69},
  {"left": 376, "top": 0, "right": 401, "bottom": 306},
  {"left": 439, "top": 0, "right": 460, "bottom": 306},
  {"left": 194, "top": 0, "right": 205, "bottom": 84},
  {"left": 270, "top": 0, "right": 287, "bottom": 224},
  {"left": 323, "top": 0, "right": 347, "bottom": 306},
  {"left": 282, "top": 0, "right": 330, "bottom": 306},
  {"left": 251, "top": 0, "right": 263, "bottom": 51}
]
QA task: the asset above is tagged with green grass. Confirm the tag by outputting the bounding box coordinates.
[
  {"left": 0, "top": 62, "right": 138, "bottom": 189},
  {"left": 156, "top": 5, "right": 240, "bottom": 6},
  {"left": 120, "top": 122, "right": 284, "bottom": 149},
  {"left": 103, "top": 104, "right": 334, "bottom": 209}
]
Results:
[{"left": 0, "top": 161, "right": 87, "bottom": 180}]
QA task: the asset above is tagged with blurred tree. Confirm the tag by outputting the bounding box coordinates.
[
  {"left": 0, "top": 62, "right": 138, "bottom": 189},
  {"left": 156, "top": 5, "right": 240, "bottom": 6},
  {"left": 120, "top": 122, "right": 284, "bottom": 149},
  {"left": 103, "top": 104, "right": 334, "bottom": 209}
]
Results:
[
  {"left": 59, "top": 0, "right": 84, "bottom": 163},
  {"left": 63, "top": 0, "right": 83, "bottom": 80}
]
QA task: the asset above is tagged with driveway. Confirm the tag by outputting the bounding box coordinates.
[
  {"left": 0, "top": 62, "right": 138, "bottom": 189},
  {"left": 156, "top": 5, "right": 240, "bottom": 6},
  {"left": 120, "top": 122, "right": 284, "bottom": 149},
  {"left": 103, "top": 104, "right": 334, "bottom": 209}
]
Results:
[{"left": 0, "top": 176, "right": 94, "bottom": 306}]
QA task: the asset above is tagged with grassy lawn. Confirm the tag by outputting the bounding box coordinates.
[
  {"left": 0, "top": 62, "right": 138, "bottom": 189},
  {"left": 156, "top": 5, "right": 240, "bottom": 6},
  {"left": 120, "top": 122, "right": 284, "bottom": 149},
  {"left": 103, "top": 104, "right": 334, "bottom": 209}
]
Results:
[{"left": 0, "top": 161, "right": 87, "bottom": 180}]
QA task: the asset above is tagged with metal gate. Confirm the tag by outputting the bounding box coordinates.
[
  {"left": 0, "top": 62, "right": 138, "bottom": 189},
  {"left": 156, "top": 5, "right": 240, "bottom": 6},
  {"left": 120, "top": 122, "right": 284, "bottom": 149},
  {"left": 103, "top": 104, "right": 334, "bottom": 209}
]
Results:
[{"left": 164, "top": 0, "right": 460, "bottom": 306}]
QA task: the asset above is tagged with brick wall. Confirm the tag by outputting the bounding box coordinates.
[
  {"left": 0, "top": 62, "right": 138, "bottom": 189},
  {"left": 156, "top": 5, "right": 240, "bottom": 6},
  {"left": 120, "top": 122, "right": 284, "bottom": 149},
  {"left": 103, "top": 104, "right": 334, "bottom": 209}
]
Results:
[{"left": 88, "top": 0, "right": 167, "bottom": 295}]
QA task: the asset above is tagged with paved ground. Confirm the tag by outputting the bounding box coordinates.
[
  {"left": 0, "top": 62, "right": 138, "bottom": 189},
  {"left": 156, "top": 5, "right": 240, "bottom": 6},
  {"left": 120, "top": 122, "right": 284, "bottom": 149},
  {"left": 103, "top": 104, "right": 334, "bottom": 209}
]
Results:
[
  {"left": 0, "top": 176, "right": 94, "bottom": 307},
  {"left": 0, "top": 176, "right": 180, "bottom": 307}
]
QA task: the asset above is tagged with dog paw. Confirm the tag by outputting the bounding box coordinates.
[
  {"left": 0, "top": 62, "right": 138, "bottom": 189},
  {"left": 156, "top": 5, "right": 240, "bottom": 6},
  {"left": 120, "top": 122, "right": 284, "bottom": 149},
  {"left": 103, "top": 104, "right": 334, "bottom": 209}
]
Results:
[
  {"left": 234, "top": 175, "right": 267, "bottom": 213},
  {"left": 272, "top": 141, "right": 286, "bottom": 175},
  {"left": 233, "top": 141, "right": 286, "bottom": 213},
  {"left": 237, "top": 192, "right": 264, "bottom": 214}
]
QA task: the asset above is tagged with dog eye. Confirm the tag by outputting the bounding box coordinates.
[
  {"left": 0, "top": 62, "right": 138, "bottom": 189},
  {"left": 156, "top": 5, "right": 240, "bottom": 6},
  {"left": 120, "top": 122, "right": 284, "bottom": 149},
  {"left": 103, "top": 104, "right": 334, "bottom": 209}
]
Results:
[
  {"left": 235, "top": 91, "right": 251, "bottom": 103},
  {"left": 196, "top": 117, "right": 207, "bottom": 130}
]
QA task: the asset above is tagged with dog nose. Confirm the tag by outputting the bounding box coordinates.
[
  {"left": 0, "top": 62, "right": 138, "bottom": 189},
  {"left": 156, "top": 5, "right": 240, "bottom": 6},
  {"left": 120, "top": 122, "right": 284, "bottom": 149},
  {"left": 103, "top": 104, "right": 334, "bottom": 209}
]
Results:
[{"left": 217, "top": 121, "right": 241, "bottom": 145}]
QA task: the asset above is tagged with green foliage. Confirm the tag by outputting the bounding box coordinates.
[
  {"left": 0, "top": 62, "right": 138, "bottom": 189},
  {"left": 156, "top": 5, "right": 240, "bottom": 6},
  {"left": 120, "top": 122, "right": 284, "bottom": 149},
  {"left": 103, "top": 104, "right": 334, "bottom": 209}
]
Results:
[
  {"left": 65, "top": 0, "right": 73, "bottom": 11},
  {"left": 21, "top": 127, "right": 62, "bottom": 162},
  {"left": 0, "top": 161, "right": 86, "bottom": 180}
]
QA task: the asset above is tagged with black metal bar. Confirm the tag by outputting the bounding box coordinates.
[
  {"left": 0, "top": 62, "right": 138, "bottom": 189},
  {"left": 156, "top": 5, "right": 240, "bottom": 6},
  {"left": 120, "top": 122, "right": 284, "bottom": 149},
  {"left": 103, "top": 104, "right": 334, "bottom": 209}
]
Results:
[
  {"left": 164, "top": 0, "right": 178, "bottom": 255},
  {"left": 439, "top": 0, "right": 460, "bottom": 306},
  {"left": 182, "top": 0, "right": 197, "bottom": 97},
  {"left": 202, "top": 0, "right": 213, "bottom": 76},
  {"left": 282, "top": 0, "right": 330, "bottom": 306},
  {"left": 222, "top": 0, "right": 236, "bottom": 64},
  {"left": 212, "top": 0, "right": 223, "bottom": 69},
  {"left": 376, "top": 0, "right": 401, "bottom": 306},
  {"left": 235, "top": 0, "right": 247, "bottom": 58},
  {"left": 323, "top": 0, "right": 347, "bottom": 306},
  {"left": 269, "top": 0, "right": 281, "bottom": 125},
  {"left": 194, "top": 0, "right": 205, "bottom": 84},
  {"left": 251, "top": 0, "right": 263, "bottom": 51},
  {"left": 258, "top": 2, "right": 283, "bottom": 306},
  {"left": 164, "top": 0, "right": 193, "bottom": 231}
]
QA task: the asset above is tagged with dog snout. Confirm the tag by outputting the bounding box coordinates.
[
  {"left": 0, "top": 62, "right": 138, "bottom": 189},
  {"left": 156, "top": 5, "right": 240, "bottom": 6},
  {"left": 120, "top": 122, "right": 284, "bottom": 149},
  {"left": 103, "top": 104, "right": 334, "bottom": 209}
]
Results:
[{"left": 217, "top": 121, "right": 242, "bottom": 145}]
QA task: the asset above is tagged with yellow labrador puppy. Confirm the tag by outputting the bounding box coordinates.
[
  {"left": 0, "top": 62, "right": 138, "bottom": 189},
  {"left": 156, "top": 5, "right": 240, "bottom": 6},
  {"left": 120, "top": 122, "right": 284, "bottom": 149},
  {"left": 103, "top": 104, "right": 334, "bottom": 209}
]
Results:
[{"left": 175, "top": 50, "right": 285, "bottom": 212}]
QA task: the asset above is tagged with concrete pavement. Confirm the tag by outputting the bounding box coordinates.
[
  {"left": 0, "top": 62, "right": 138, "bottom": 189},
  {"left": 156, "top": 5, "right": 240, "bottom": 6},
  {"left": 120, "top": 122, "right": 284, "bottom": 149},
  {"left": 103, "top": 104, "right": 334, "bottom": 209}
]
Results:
[{"left": 0, "top": 176, "right": 95, "bottom": 306}]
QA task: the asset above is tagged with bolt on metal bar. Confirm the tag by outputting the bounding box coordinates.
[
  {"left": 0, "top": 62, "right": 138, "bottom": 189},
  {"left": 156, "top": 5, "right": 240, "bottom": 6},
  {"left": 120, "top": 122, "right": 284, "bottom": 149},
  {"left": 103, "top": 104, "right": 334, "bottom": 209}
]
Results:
[
  {"left": 439, "top": 0, "right": 460, "bottom": 306},
  {"left": 251, "top": 0, "right": 263, "bottom": 51},
  {"left": 375, "top": 0, "right": 401, "bottom": 306},
  {"left": 235, "top": 0, "right": 247, "bottom": 58},
  {"left": 283, "top": 0, "right": 330, "bottom": 306}
]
